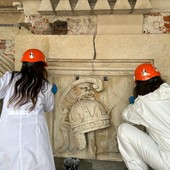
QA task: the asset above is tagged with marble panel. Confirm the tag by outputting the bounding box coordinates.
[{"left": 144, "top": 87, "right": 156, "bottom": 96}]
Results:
[
  {"left": 150, "top": 0, "right": 170, "bottom": 12},
  {"left": 97, "top": 15, "right": 143, "bottom": 34},
  {"left": 15, "top": 35, "right": 94, "bottom": 70},
  {"left": 95, "top": 34, "right": 170, "bottom": 77}
]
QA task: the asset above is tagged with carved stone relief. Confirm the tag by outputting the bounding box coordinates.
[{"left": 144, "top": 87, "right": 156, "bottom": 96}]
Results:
[
  {"left": 47, "top": 59, "right": 147, "bottom": 161},
  {"left": 52, "top": 75, "right": 122, "bottom": 160},
  {"left": 57, "top": 78, "right": 111, "bottom": 156}
]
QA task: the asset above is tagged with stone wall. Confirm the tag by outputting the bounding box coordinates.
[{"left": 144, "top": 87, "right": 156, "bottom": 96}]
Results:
[
  {"left": 1, "top": 0, "right": 170, "bottom": 163},
  {"left": 13, "top": 31, "right": 170, "bottom": 161}
]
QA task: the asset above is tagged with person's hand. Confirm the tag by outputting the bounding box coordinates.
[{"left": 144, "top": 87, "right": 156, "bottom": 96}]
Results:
[
  {"left": 51, "top": 84, "right": 58, "bottom": 95},
  {"left": 129, "top": 96, "right": 135, "bottom": 104}
]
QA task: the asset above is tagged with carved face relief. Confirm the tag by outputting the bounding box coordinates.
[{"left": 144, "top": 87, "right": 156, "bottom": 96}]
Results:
[{"left": 74, "top": 82, "right": 94, "bottom": 100}]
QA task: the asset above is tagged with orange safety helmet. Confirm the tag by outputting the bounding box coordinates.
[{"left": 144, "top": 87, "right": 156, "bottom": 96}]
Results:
[
  {"left": 134, "top": 63, "right": 161, "bottom": 81},
  {"left": 21, "top": 49, "right": 48, "bottom": 66}
]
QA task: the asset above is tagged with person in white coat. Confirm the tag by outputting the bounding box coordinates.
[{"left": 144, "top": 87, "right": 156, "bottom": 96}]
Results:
[
  {"left": 117, "top": 63, "right": 170, "bottom": 170},
  {"left": 0, "top": 49, "right": 57, "bottom": 170}
]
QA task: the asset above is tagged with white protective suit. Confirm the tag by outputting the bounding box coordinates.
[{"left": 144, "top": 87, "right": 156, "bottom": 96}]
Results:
[
  {"left": 0, "top": 72, "right": 56, "bottom": 170},
  {"left": 117, "top": 83, "right": 170, "bottom": 170}
]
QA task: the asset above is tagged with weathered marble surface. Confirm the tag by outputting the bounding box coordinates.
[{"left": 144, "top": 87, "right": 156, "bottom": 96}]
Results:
[
  {"left": 36, "top": 0, "right": 170, "bottom": 15},
  {"left": 143, "top": 13, "right": 170, "bottom": 34},
  {"left": 97, "top": 15, "right": 143, "bottom": 34},
  {"left": 14, "top": 34, "right": 170, "bottom": 161},
  {"left": 1, "top": 0, "right": 170, "bottom": 164}
]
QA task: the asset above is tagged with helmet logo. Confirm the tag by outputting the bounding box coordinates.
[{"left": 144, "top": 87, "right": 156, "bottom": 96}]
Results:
[
  {"left": 142, "top": 69, "right": 150, "bottom": 77},
  {"left": 29, "top": 52, "right": 34, "bottom": 59}
]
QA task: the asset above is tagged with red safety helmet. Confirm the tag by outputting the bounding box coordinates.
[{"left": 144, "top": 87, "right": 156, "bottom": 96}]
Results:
[
  {"left": 134, "top": 63, "right": 161, "bottom": 81},
  {"left": 21, "top": 49, "right": 48, "bottom": 66}
]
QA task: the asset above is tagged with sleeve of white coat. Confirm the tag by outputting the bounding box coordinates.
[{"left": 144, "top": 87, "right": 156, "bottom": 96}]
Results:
[
  {"left": 44, "top": 84, "right": 55, "bottom": 113},
  {"left": 0, "top": 72, "right": 11, "bottom": 99},
  {"left": 122, "top": 101, "right": 147, "bottom": 126}
]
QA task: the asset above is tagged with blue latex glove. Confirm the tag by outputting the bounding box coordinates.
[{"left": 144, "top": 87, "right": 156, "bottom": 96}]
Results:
[
  {"left": 51, "top": 84, "right": 58, "bottom": 94},
  {"left": 129, "top": 96, "right": 135, "bottom": 104}
]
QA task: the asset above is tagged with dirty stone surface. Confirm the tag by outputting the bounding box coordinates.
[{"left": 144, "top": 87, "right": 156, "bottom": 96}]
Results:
[{"left": 54, "top": 157, "right": 128, "bottom": 170}]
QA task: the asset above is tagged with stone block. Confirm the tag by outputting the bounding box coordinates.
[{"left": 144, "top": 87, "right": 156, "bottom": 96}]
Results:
[
  {"left": 73, "top": 0, "right": 91, "bottom": 15},
  {"left": 150, "top": 0, "right": 170, "bottom": 12},
  {"left": 21, "top": 0, "right": 41, "bottom": 15},
  {"left": 133, "top": 0, "right": 152, "bottom": 14},
  {"left": 93, "top": 0, "right": 111, "bottom": 15},
  {"left": 95, "top": 34, "right": 170, "bottom": 77},
  {"left": 15, "top": 35, "right": 94, "bottom": 70},
  {"left": 38, "top": 0, "right": 54, "bottom": 15},
  {"left": 97, "top": 15, "right": 143, "bottom": 34},
  {"left": 0, "top": 27, "right": 32, "bottom": 39},
  {"left": 0, "top": 13, "right": 21, "bottom": 24},
  {"left": 113, "top": 0, "right": 131, "bottom": 14},
  {"left": 55, "top": 0, "right": 73, "bottom": 16},
  {"left": 67, "top": 17, "right": 97, "bottom": 35}
]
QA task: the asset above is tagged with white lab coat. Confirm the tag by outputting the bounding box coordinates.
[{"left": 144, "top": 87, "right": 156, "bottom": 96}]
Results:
[
  {"left": 0, "top": 72, "right": 56, "bottom": 170},
  {"left": 117, "top": 83, "right": 170, "bottom": 170}
]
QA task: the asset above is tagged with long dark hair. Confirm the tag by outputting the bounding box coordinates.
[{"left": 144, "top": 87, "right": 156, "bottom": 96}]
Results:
[
  {"left": 133, "top": 76, "right": 165, "bottom": 98},
  {"left": 8, "top": 62, "right": 48, "bottom": 111}
]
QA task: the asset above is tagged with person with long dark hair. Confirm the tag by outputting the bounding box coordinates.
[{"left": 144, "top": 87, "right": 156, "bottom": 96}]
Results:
[
  {"left": 117, "top": 63, "right": 170, "bottom": 170},
  {"left": 0, "top": 49, "right": 57, "bottom": 170}
]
